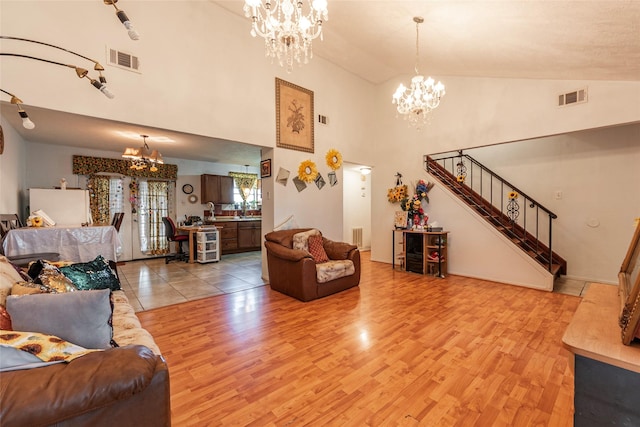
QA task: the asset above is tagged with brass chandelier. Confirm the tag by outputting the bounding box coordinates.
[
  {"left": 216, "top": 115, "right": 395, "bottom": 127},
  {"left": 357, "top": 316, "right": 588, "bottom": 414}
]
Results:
[{"left": 122, "top": 135, "right": 164, "bottom": 172}]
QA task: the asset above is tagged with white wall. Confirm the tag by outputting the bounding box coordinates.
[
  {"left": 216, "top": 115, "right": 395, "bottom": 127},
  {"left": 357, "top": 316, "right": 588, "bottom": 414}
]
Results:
[{"left": 0, "top": 115, "right": 27, "bottom": 216}]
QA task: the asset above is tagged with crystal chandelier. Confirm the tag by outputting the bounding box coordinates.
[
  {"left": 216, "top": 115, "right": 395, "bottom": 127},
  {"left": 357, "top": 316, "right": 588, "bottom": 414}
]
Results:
[
  {"left": 243, "top": 0, "right": 328, "bottom": 73},
  {"left": 392, "top": 17, "right": 445, "bottom": 129},
  {"left": 122, "top": 135, "right": 164, "bottom": 172}
]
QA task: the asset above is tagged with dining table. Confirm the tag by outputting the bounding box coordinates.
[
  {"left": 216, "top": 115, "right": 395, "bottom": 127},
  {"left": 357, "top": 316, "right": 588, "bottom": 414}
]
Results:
[{"left": 2, "top": 225, "right": 122, "bottom": 263}]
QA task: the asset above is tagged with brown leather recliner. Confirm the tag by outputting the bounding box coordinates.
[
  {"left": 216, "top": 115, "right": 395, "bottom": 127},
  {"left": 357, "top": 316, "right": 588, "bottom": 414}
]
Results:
[{"left": 264, "top": 228, "right": 361, "bottom": 302}]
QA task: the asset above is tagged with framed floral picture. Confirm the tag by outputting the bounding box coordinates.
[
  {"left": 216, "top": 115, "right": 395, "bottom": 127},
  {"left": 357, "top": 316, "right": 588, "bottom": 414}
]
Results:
[
  {"left": 394, "top": 211, "right": 408, "bottom": 229},
  {"left": 276, "top": 78, "right": 314, "bottom": 153}
]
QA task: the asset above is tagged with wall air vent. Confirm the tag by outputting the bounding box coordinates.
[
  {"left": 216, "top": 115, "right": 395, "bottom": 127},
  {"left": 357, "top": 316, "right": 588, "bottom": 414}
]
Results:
[
  {"left": 318, "top": 114, "right": 329, "bottom": 125},
  {"left": 106, "top": 47, "right": 141, "bottom": 73},
  {"left": 558, "top": 88, "right": 587, "bottom": 106}
]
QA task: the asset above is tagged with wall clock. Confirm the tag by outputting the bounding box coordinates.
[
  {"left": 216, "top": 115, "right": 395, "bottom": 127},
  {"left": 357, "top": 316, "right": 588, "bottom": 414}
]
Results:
[{"left": 182, "top": 184, "right": 194, "bottom": 194}]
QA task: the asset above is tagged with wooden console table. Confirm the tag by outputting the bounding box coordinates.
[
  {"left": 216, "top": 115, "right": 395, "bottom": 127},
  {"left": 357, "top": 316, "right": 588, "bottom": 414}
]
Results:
[{"left": 562, "top": 283, "right": 640, "bottom": 425}]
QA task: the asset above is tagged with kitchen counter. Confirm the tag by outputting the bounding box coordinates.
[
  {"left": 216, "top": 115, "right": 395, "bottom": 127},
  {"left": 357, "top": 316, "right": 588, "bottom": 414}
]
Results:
[{"left": 204, "top": 217, "right": 261, "bottom": 223}]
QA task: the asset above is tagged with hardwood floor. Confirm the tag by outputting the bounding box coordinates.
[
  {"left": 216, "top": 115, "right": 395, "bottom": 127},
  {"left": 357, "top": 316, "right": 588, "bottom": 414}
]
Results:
[{"left": 137, "top": 252, "right": 581, "bottom": 426}]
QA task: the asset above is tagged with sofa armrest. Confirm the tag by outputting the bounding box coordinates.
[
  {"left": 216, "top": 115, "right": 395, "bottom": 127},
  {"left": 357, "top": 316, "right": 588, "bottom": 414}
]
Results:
[
  {"left": 0, "top": 345, "right": 163, "bottom": 427},
  {"left": 264, "top": 241, "right": 313, "bottom": 262},
  {"left": 323, "top": 238, "right": 357, "bottom": 261}
]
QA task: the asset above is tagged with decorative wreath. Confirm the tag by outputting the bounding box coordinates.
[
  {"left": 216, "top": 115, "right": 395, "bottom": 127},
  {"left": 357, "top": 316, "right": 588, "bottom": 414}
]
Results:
[
  {"left": 298, "top": 160, "right": 318, "bottom": 183},
  {"left": 508, "top": 191, "right": 519, "bottom": 200},
  {"left": 325, "top": 148, "right": 343, "bottom": 171}
]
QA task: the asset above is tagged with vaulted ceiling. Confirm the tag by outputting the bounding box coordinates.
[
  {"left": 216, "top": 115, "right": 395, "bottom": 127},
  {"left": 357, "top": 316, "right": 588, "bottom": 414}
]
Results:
[{"left": 3, "top": 1, "right": 638, "bottom": 166}]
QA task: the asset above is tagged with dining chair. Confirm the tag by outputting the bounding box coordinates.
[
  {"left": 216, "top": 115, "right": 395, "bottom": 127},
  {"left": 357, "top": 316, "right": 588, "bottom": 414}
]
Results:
[
  {"left": 111, "top": 212, "right": 125, "bottom": 232},
  {"left": 162, "top": 217, "right": 188, "bottom": 264},
  {"left": 0, "top": 214, "right": 23, "bottom": 233}
]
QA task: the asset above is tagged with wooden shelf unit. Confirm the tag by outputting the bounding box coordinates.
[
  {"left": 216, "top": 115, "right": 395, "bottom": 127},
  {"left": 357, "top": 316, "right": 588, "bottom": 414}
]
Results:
[{"left": 392, "top": 230, "right": 448, "bottom": 277}]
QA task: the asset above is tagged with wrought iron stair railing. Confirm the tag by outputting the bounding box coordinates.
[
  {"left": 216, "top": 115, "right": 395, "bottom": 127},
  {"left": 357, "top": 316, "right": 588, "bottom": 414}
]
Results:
[{"left": 425, "top": 151, "right": 566, "bottom": 276}]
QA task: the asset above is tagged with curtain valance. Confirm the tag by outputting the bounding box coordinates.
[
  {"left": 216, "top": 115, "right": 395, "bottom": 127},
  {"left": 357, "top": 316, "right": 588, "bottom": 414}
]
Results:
[
  {"left": 229, "top": 172, "right": 258, "bottom": 201},
  {"left": 72, "top": 155, "right": 178, "bottom": 180}
]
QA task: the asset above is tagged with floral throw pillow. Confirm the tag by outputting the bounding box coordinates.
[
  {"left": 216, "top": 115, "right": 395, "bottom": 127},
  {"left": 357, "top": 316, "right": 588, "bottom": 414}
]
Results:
[{"left": 308, "top": 235, "right": 329, "bottom": 264}]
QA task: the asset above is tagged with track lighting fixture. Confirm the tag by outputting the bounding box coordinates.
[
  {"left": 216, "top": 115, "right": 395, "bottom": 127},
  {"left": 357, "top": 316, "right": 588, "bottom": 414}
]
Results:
[
  {"left": 104, "top": 0, "right": 140, "bottom": 40},
  {"left": 0, "top": 89, "right": 35, "bottom": 129},
  {"left": 0, "top": 37, "right": 114, "bottom": 98}
]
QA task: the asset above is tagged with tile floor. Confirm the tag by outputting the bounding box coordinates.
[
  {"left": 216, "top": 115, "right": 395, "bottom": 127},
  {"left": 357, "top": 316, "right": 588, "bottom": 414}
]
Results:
[
  {"left": 553, "top": 276, "right": 593, "bottom": 297},
  {"left": 116, "top": 251, "right": 265, "bottom": 312}
]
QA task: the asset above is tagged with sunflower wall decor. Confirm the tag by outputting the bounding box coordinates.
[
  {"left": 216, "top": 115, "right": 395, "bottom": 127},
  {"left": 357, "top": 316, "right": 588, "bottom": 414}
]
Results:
[
  {"left": 298, "top": 160, "right": 318, "bottom": 183},
  {"left": 325, "top": 149, "right": 343, "bottom": 170}
]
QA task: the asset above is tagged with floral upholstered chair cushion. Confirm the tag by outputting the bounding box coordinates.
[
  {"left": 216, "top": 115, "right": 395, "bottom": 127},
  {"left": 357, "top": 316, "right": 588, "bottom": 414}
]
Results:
[
  {"left": 291, "top": 229, "right": 356, "bottom": 283},
  {"left": 292, "top": 229, "right": 321, "bottom": 252},
  {"left": 316, "top": 260, "right": 355, "bottom": 283}
]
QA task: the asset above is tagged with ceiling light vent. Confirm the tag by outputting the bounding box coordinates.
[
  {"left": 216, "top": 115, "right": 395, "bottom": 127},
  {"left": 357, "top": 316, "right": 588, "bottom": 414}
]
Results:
[
  {"left": 558, "top": 88, "right": 587, "bottom": 107},
  {"left": 107, "top": 47, "right": 140, "bottom": 73}
]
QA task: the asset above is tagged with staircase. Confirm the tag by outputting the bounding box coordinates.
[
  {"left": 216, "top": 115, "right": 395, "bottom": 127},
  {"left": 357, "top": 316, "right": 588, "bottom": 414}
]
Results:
[{"left": 425, "top": 152, "right": 567, "bottom": 276}]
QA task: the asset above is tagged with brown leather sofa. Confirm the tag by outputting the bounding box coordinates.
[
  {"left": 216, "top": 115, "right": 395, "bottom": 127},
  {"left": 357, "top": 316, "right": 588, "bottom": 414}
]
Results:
[
  {"left": 0, "top": 345, "right": 170, "bottom": 427},
  {"left": 264, "top": 228, "right": 361, "bottom": 302}
]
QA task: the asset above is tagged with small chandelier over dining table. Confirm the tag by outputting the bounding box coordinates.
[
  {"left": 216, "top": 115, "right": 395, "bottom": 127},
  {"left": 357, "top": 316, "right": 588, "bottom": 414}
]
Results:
[
  {"left": 243, "top": 0, "right": 328, "bottom": 73},
  {"left": 122, "top": 134, "right": 164, "bottom": 172},
  {"left": 392, "top": 17, "right": 445, "bottom": 129}
]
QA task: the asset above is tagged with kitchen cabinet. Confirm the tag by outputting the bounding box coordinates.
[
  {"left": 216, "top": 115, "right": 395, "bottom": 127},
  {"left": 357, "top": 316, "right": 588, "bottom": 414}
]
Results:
[
  {"left": 238, "top": 221, "right": 262, "bottom": 249},
  {"left": 210, "top": 219, "right": 262, "bottom": 254},
  {"left": 200, "top": 174, "right": 234, "bottom": 204},
  {"left": 218, "top": 221, "right": 238, "bottom": 252}
]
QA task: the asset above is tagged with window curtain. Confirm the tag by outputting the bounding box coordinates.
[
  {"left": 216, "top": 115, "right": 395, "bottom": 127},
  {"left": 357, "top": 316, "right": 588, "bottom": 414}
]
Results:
[
  {"left": 88, "top": 175, "right": 111, "bottom": 225},
  {"left": 109, "top": 177, "right": 125, "bottom": 217},
  {"left": 138, "top": 180, "right": 171, "bottom": 255},
  {"left": 88, "top": 175, "right": 125, "bottom": 226},
  {"left": 229, "top": 172, "right": 258, "bottom": 202}
]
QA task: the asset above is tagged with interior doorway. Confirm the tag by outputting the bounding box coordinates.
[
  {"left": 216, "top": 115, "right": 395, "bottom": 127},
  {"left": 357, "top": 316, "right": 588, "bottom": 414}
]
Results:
[{"left": 342, "top": 163, "right": 372, "bottom": 250}]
